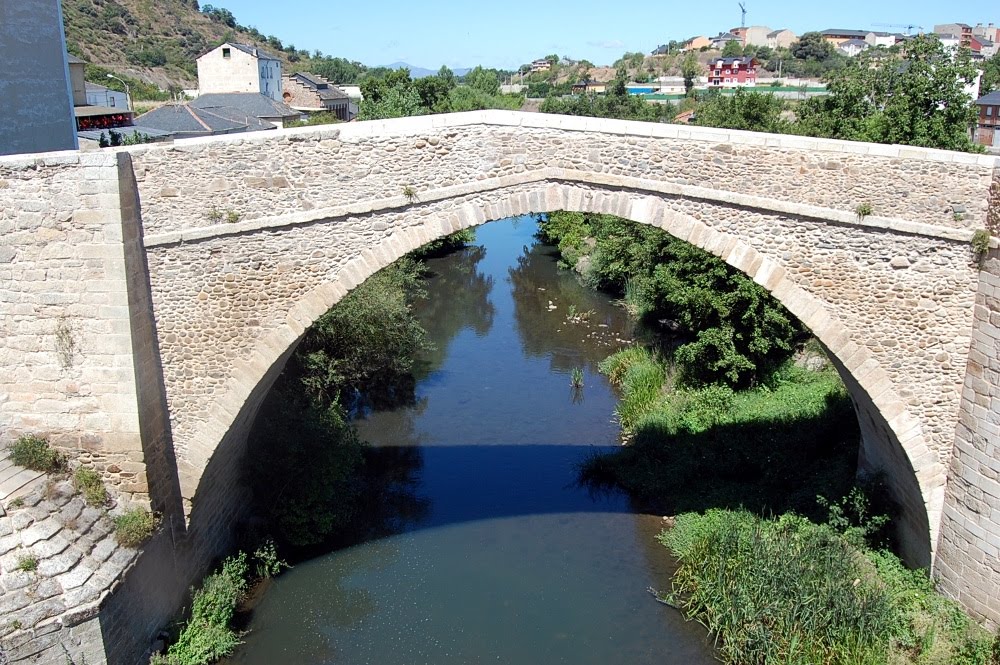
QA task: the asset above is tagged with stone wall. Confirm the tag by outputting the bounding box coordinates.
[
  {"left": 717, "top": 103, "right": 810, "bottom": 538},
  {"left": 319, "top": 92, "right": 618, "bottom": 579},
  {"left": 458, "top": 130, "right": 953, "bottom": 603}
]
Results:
[
  {"left": 0, "top": 151, "right": 148, "bottom": 502},
  {"left": 937, "top": 248, "right": 1000, "bottom": 627}
]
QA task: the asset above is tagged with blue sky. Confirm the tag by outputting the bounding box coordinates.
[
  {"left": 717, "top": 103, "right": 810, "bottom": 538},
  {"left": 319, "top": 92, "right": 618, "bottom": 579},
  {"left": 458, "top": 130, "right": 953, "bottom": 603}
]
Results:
[{"left": 218, "top": 0, "right": 998, "bottom": 70}]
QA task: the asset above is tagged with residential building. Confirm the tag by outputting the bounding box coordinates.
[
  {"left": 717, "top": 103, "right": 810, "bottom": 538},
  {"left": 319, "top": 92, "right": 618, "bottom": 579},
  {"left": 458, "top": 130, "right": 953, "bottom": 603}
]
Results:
[
  {"left": 67, "top": 54, "right": 134, "bottom": 134},
  {"left": 935, "top": 33, "right": 964, "bottom": 51},
  {"left": 973, "top": 90, "right": 1000, "bottom": 148},
  {"left": 742, "top": 26, "right": 774, "bottom": 47},
  {"left": 190, "top": 92, "right": 300, "bottom": 128},
  {"left": 867, "top": 32, "right": 902, "bottom": 48},
  {"left": 571, "top": 79, "right": 606, "bottom": 94},
  {"left": 1, "top": 0, "right": 77, "bottom": 155},
  {"left": 933, "top": 23, "right": 973, "bottom": 48},
  {"left": 838, "top": 39, "right": 870, "bottom": 57},
  {"left": 972, "top": 23, "right": 1000, "bottom": 44},
  {"left": 767, "top": 29, "right": 797, "bottom": 49},
  {"left": 707, "top": 56, "right": 758, "bottom": 87},
  {"left": 820, "top": 29, "right": 873, "bottom": 46},
  {"left": 282, "top": 72, "right": 351, "bottom": 120},
  {"left": 529, "top": 59, "right": 552, "bottom": 72},
  {"left": 85, "top": 82, "right": 127, "bottom": 109},
  {"left": 683, "top": 35, "right": 712, "bottom": 51},
  {"left": 197, "top": 43, "right": 283, "bottom": 102},
  {"left": 980, "top": 39, "right": 998, "bottom": 58},
  {"left": 133, "top": 103, "right": 276, "bottom": 139},
  {"left": 710, "top": 32, "right": 741, "bottom": 49}
]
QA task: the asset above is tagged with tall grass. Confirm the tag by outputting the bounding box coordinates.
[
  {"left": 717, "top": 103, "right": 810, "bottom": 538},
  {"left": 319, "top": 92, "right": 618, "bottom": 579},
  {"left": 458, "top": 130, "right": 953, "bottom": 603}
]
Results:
[{"left": 658, "top": 510, "right": 1000, "bottom": 665}]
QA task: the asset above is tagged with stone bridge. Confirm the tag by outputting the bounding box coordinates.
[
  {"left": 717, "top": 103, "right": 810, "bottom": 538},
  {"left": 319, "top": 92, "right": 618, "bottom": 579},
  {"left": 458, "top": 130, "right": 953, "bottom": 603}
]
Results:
[{"left": 2, "top": 111, "right": 1000, "bottom": 662}]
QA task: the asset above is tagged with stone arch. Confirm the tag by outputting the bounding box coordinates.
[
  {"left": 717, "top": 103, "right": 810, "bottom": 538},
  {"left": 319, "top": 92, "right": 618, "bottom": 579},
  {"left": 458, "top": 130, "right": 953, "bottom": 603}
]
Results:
[{"left": 181, "top": 181, "right": 945, "bottom": 566}]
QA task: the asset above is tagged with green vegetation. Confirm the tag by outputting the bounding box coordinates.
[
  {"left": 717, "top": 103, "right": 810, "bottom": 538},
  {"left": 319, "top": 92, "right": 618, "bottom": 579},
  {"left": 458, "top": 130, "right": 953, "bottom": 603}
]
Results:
[
  {"left": 796, "top": 35, "right": 981, "bottom": 152},
  {"left": 73, "top": 467, "right": 109, "bottom": 507},
  {"left": 584, "top": 354, "right": 861, "bottom": 520},
  {"left": 539, "top": 213, "right": 803, "bottom": 387},
  {"left": 972, "top": 230, "right": 992, "bottom": 265},
  {"left": 409, "top": 228, "right": 477, "bottom": 259},
  {"left": 16, "top": 554, "right": 39, "bottom": 573},
  {"left": 659, "top": 510, "right": 1000, "bottom": 665},
  {"left": 83, "top": 64, "right": 172, "bottom": 101},
  {"left": 8, "top": 435, "right": 66, "bottom": 473},
  {"left": 856, "top": 202, "right": 874, "bottom": 220},
  {"left": 284, "top": 111, "right": 342, "bottom": 128},
  {"left": 540, "top": 66, "right": 673, "bottom": 122},
  {"left": 113, "top": 507, "right": 159, "bottom": 547},
  {"left": 692, "top": 88, "right": 787, "bottom": 133},
  {"left": 358, "top": 66, "right": 522, "bottom": 120}
]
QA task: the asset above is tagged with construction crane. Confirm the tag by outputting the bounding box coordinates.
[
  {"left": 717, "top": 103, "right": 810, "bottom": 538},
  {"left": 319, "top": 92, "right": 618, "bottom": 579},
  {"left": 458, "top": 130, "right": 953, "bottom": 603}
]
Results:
[
  {"left": 872, "top": 23, "right": 925, "bottom": 35},
  {"left": 738, "top": 2, "right": 747, "bottom": 28}
]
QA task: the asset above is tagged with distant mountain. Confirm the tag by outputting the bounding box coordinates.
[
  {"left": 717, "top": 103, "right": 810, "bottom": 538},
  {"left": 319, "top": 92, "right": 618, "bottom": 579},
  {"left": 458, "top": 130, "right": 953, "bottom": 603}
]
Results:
[{"left": 383, "top": 62, "right": 473, "bottom": 79}]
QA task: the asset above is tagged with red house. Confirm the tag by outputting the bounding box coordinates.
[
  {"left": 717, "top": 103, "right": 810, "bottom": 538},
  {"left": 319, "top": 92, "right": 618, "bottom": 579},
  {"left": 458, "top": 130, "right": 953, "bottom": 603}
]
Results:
[
  {"left": 708, "top": 56, "right": 759, "bottom": 88},
  {"left": 974, "top": 91, "right": 1000, "bottom": 149}
]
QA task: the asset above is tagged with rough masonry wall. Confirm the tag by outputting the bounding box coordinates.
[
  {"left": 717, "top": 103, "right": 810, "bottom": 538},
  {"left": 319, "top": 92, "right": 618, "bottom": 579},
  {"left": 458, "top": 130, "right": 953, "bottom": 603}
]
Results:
[
  {"left": 937, "top": 249, "right": 1000, "bottom": 627},
  {"left": 0, "top": 152, "right": 147, "bottom": 501},
  {"left": 127, "top": 114, "right": 995, "bottom": 238}
]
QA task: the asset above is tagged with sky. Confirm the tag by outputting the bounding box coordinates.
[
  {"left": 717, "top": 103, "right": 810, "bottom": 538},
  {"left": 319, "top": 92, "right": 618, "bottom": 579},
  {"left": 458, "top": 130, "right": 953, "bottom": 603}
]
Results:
[{"left": 218, "top": 0, "right": 999, "bottom": 70}]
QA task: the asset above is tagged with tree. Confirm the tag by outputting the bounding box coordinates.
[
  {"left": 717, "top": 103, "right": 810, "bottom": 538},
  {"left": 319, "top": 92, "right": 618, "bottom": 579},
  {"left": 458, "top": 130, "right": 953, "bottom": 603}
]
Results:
[
  {"left": 415, "top": 72, "right": 455, "bottom": 112},
  {"left": 465, "top": 66, "right": 500, "bottom": 96},
  {"left": 437, "top": 65, "right": 456, "bottom": 88},
  {"left": 694, "top": 88, "right": 787, "bottom": 133},
  {"left": 796, "top": 35, "right": 981, "bottom": 152},
  {"left": 358, "top": 69, "right": 424, "bottom": 120},
  {"left": 791, "top": 32, "right": 834, "bottom": 61},
  {"left": 722, "top": 40, "right": 744, "bottom": 57},
  {"left": 981, "top": 53, "right": 1000, "bottom": 95},
  {"left": 681, "top": 52, "right": 701, "bottom": 95}
]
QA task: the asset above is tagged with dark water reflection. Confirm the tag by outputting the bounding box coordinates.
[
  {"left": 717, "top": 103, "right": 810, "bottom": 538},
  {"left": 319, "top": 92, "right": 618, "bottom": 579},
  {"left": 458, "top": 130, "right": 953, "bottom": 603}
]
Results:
[{"left": 231, "top": 217, "right": 715, "bottom": 664}]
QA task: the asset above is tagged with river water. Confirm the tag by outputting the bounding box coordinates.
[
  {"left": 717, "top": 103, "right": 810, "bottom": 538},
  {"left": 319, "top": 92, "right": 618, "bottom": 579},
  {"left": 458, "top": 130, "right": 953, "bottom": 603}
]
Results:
[{"left": 231, "top": 217, "right": 715, "bottom": 664}]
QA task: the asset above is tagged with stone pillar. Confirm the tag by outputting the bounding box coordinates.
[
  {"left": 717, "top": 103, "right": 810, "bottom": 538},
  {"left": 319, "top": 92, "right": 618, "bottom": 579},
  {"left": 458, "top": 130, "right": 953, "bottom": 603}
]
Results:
[
  {"left": 936, "top": 247, "right": 1000, "bottom": 627},
  {"left": 0, "top": 0, "right": 77, "bottom": 156}
]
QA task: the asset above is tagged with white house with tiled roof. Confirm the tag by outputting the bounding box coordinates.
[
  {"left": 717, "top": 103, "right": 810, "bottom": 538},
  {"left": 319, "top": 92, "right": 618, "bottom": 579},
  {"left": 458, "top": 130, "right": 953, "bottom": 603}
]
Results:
[{"left": 196, "top": 42, "right": 283, "bottom": 102}]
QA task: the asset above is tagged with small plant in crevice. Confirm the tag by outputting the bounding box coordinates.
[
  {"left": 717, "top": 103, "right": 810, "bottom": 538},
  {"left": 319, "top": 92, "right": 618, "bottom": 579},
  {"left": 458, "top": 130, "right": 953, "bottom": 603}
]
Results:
[
  {"left": 972, "top": 229, "right": 992, "bottom": 267},
  {"left": 8, "top": 497, "right": 24, "bottom": 509},
  {"left": 225, "top": 209, "right": 241, "bottom": 224},
  {"left": 112, "top": 507, "right": 159, "bottom": 547},
  {"left": 9, "top": 435, "right": 66, "bottom": 473},
  {"left": 402, "top": 185, "right": 418, "bottom": 202},
  {"left": 855, "top": 202, "right": 873, "bottom": 221},
  {"left": 73, "top": 467, "right": 109, "bottom": 507},
  {"left": 953, "top": 212, "right": 966, "bottom": 223},
  {"left": 206, "top": 206, "right": 224, "bottom": 224},
  {"left": 16, "top": 554, "right": 38, "bottom": 573},
  {"left": 10, "top": 619, "right": 22, "bottom": 631},
  {"left": 55, "top": 316, "right": 75, "bottom": 368}
]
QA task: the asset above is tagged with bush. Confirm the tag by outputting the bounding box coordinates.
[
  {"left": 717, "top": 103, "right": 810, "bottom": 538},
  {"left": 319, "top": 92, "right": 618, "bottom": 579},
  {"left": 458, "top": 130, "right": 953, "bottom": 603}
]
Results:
[
  {"left": 73, "top": 467, "right": 109, "bottom": 506},
  {"left": 113, "top": 507, "right": 158, "bottom": 547},
  {"left": 9, "top": 435, "right": 65, "bottom": 473},
  {"left": 658, "top": 510, "right": 999, "bottom": 665},
  {"left": 157, "top": 553, "right": 250, "bottom": 665},
  {"left": 16, "top": 554, "right": 38, "bottom": 573}
]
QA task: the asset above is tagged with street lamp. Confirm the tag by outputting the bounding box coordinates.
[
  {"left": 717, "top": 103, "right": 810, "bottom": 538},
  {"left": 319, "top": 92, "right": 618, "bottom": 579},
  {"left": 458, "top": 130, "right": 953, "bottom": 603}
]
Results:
[{"left": 106, "top": 73, "right": 132, "bottom": 112}]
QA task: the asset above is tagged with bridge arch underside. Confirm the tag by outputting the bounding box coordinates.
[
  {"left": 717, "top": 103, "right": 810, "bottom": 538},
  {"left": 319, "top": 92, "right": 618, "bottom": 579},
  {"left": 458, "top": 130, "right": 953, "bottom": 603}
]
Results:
[{"left": 148, "top": 180, "right": 972, "bottom": 569}]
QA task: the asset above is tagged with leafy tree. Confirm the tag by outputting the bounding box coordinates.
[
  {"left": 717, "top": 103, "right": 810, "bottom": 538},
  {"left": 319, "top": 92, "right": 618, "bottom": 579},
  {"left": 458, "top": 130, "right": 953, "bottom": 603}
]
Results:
[
  {"left": 437, "top": 65, "right": 456, "bottom": 87},
  {"left": 694, "top": 88, "right": 787, "bottom": 133},
  {"left": 539, "top": 213, "right": 803, "bottom": 387},
  {"left": 981, "top": 53, "right": 1000, "bottom": 95},
  {"left": 681, "top": 52, "right": 701, "bottom": 95},
  {"left": 309, "top": 57, "right": 367, "bottom": 84},
  {"left": 722, "top": 40, "right": 744, "bottom": 57},
  {"left": 796, "top": 35, "right": 981, "bottom": 151},
  {"left": 414, "top": 74, "right": 455, "bottom": 112},
  {"left": 791, "top": 32, "right": 835, "bottom": 61},
  {"left": 464, "top": 66, "right": 501, "bottom": 96}
]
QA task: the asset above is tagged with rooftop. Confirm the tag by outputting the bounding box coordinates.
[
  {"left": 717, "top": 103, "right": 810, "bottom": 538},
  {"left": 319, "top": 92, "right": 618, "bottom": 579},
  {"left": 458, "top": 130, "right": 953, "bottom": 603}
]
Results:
[
  {"left": 134, "top": 103, "right": 277, "bottom": 136},
  {"left": 820, "top": 29, "right": 871, "bottom": 37},
  {"left": 204, "top": 42, "right": 281, "bottom": 61},
  {"left": 190, "top": 92, "right": 299, "bottom": 119},
  {"left": 976, "top": 91, "right": 1000, "bottom": 105}
]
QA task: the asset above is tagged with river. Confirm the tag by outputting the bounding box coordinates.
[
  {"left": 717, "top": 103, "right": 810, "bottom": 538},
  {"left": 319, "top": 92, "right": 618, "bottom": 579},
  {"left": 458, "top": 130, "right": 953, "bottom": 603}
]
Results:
[{"left": 229, "top": 217, "right": 715, "bottom": 664}]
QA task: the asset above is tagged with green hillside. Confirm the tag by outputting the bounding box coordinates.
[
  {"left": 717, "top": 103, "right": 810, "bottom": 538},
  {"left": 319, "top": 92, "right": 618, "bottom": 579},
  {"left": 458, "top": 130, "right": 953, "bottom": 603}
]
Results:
[{"left": 61, "top": 0, "right": 368, "bottom": 95}]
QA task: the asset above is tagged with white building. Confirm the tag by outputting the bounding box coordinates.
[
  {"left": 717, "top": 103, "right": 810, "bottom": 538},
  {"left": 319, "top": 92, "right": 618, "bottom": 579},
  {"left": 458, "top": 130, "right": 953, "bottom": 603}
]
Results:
[
  {"left": 766, "top": 29, "right": 797, "bottom": 49},
  {"left": 85, "top": 82, "right": 128, "bottom": 109},
  {"left": 866, "top": 32, "right": 900, "bottom": 48},
  {"left": 196, "top": 43, "right": 282, "bottom": 102}
]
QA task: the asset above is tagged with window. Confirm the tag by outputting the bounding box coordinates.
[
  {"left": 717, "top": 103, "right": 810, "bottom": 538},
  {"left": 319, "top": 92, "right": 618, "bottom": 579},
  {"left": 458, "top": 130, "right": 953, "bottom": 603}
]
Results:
[
  {"left": 109, "top": 97, "right": 115, "bottom": 107},
  {"left": 715, "top": 69, "right": 721, "bottom": 75},
  {"left": 222, "top": 47, "right": 231, "bottom": 58},
  {"left": 988, "top": 107, "right": 994, "bottom": 117}
]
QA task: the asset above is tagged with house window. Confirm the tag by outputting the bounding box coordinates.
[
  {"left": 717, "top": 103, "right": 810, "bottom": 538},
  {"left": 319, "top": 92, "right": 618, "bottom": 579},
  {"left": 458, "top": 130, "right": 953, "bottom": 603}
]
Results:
[
  {"left": 988, "top": 107, "right": 994, "bottom": 116},
  {"left": 109, "top": 97, "right": 115, "bottom": 107},
  {"left": 222, "top": 47, "right": 231, "bottom": 58},
  {"left": 714, "top": 69, "right": 721, "bottom": 75}
]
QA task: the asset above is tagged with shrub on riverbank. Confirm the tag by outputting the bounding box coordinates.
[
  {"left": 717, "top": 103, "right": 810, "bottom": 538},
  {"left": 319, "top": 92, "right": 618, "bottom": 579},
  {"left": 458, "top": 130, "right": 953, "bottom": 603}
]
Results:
[
  {"left": 584, "top": 349, "right": 860, "bottom": 522},
  {"left": 658, "top": 510, "right": 999, "bottom": 665}
]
